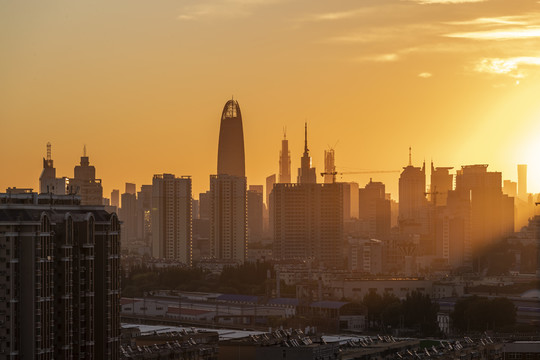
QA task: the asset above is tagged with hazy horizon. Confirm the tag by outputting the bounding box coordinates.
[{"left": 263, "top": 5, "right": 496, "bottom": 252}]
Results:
[{"left": 2, "top": 0, "right": 540, "bottom": 199}]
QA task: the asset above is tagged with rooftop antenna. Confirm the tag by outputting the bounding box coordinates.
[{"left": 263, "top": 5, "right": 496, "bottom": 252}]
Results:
[
  {"left": 46, "top": 142, "right": 51, "bottom": 161},
  {"left": 304, "top": 121, "right": 308, "bottom": 153},
  {"left": 83, "top": 144, "right": 87, "bottom": 157},
  {"left": 283, "top": 126, "right": 287, "bottom": 139},
  {"left": 408, "top": 146, "right": 412, "bottom": 166}
]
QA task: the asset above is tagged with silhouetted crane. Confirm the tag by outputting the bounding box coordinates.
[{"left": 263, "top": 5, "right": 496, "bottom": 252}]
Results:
[{"left": 320, "top": 170, "right": 400, "bottom": 184}]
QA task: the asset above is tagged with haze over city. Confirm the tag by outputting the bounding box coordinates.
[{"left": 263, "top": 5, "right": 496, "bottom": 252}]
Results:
[{"left": 3, "top": 0, "right": 540, "bottom": 198}]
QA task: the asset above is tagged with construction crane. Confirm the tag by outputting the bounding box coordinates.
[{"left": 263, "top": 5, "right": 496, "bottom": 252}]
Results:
[{"left": 320, "top": 170, "right": 400, "bottom": 183}]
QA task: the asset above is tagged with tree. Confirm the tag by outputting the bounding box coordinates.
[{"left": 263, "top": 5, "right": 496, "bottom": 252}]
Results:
[
  {"left": 401, "top": 291, "right": 439, "bottom": 336},
  {"left": 451, "top": 296, "right": 516, "bottom": 332}
]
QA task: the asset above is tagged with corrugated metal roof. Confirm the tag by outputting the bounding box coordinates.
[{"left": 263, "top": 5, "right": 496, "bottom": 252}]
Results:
[{"left": 216, "top": 294, "right": 260, "bottom": 303}]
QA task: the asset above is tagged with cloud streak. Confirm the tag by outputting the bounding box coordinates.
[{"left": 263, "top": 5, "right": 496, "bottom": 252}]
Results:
[
  {"left": 407, "top": 0, "right": 485, "bottom": 4},
  {"left": 446, "top": 27, "right": 540, "bottom": 40},
  {"left": 475, "top": 56, "right": 540, "bottom": 77}
]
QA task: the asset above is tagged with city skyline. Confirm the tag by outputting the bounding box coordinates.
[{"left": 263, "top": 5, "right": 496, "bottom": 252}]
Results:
[{"left": 2, "top": 0, "right": 540, "bottom": 199}]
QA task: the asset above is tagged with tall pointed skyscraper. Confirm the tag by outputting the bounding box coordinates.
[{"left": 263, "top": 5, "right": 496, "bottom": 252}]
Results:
[
  {"left": 297, "top": 122, "right": 317, "bottom": 184},
  {"left": 211, "top": 98, "right": 247, "bottom": 264},
  {"left": 279, "top": 129, "right": 291, "bottom": 183},
  {"left": 217, "top": 99, "right": 245, "bottom": 177}
]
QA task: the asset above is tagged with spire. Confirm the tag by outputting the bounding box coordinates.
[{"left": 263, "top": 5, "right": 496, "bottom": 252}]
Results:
[
  {"left": 283, "top": 126, "right": 287, "bottom": 140},
  {"left": 46, "top": 142, "right": 51, "bottom": 161},
  {"left": 304, "top": 122, "right": 308, "bottom": 154},
  {"left": 408, "top": 146, "right": 412, "bottom": 166},
  {"left": 83, "top": 144, "right": 87, "bottom": 157}
]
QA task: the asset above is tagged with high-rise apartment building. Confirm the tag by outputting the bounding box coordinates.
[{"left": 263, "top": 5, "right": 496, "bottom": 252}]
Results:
[
  {"left": 430, "top": 162, "right": 453, "bottom": 207},
  {"left": 358, "top": 180, "right": 391, "bottom": 237},
  {"left": 0, "top": 190, "right": 120, "bottom": 359},
  {"left": 151, "top": 174, "right": 192, "bottom": 265},
  {"left": 518, "top": 164, "right": 527, "bottom": 200},
  {"left": 120, "top": 183, "right": 138, "bottom": 245},
  {"left": 297, "top": 123, "right": 317, "bottom": 184},
  {"left": 137, "top": 184, "right": 152, "bottom": 242},
  {"left": 210, "top": 174, "right": 247, "bottom": 263},
  {"left": 247, "top": 186, "right": 264, "bottom": 243},
  {"left": 398, "top": 149, "right": 428, "bottom": 235},
  {"left": 454, "top": 165, "right": 514, "bottom": 256},
  {"left": 272, "top": 183, "right": 344, "bottom": 269},
  {"left": 279, "top": 131, "right": 291, "bottom": 183},
  {"left": 111, "top": 189, "right": 120, "bottom": 208}
]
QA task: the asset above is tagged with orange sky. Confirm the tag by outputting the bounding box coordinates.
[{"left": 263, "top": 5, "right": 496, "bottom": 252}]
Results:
[{"left": 2, "top": 0, "right": 540, "bottom": 200}]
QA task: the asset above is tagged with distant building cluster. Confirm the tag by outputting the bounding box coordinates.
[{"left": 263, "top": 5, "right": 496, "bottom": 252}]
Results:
[{"left": 32, "top": 98, "right": 540, "bottom": 278}]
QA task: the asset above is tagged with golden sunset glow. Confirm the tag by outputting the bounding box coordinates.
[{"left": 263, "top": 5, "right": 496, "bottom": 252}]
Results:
[{"left": 2, "top": 0, "right": 540, "bottom": 198}]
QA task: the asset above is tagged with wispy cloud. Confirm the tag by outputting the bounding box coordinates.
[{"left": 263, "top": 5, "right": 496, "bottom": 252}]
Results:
[
  {"left": 446, "top": 27, "right": 540, "bottom": 40},
  {"left": 407, "top": 0, "right": 485, "bottom": 4},
  {"left": 178, "top": 0, "right": 281, "bottom": 21},
  {"left": 299, "top": 9, "right": 370, "bottom": 22},
  {"left": 418, "top": 72, "right": 433, "bottom": 78},
  {"left": 446, "top": 17, "right": 528, "bottom": 26},
  {"left": 475, "top": 56, "right": 540, "bottom": 77},
  {"left": 354, "top": 53, "right": 400, "bottom": 62}
]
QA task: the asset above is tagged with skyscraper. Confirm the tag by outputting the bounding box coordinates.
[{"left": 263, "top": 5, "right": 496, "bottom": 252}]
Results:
[
  {"left": 398, "top": 148, "right": 428, "bottom": 235},
  {"left": 454, "top": 165, "right": 514, "bottom": 256},
  {"left": 518, "top": 164, "right": 527, "bottom": 200},
  {"left": 272, "top": 183, "right": 344, "bottom": 269},
  {"left": 211, "top": 98, "right": 247, "bottom": 263},
  {"left": 430, "top": 162, "right": 453, "bottom": 207},
  {"left": 358, "top": 180, "right": 391, "bottom": 237},
  {"left": 151, "top": 174, "right": 192, "bottom": 265},
  {"left": 119, "top": 182, "right": 138, "bottom": 246},
  {"left": 210, "top": 174, "right": 247, "bottom": 263},
  {"left": 217, "top": 99, "right": 245, "bottom": 177},
  {"left": 39, "top": 142, "right": 69, "bottom": 195},
  {"left": 279, "top": 130, "right": 291, "bottom": 183},
  {"left": 68, "top": 146, "right": 103, "bottom": 205},
  {"left": 297, "top": 122, "right": 317, "bottom": 184},
  {"left": 324, "top": 148, "right": 335, "bottom": 184}
]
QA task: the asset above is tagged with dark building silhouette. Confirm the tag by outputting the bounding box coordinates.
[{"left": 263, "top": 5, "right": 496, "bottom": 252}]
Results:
[
  {"left": 68, "top": 146, "right": 103, "bottom": 205},
  {"left": 272, "top": 183, "right": 344, "bottom": 269},
  {"left": 248, "top": 185, "right": 264, "bottom": 244},
  {"left": 0, "top": 191, "right": 120, "bottom": 359},
  {"left": 217, "top": 99, "right": 245, "bottom": 177},
  {"left": 324, "top": 148, "right": 335, "bottom": 184},
  {"left": 279, "top": 131, "right": 291, "bottom": 183},
  {"left": 518, "top": 164, "right": 527, "bottom": 200},
  {"left": 119, "top": 182, "right": 138, "bottom": 246},
  {"left": 454, "top": 165, "right": 514, "bottom": 259},
  {"left": 39, "top": 142, "right": 69, "bottom": 195},
  {"left": 358, "top": 179, "right": 391, "bottom": 237},
  {"left": 430, "top": 162, "right": 453, "bottom": 207},
  {"left": 297, "top": 123, "right": 317, "bottom": 184},
  {"left": 398, "top": 149, "right": 428, "bottom": 235},
  {"left": 211, "top": 98, "right": 247, "bottom": 263},
  {"left": 111, "top": 189, "right": 120, "bottom": 208},
  {"left": 151, "top": 174, "right": 192, "bottom": 264},
  {"left": 137, "top": 184, "right": 152, "bottom": 243},
  {"left": 210, "top": 174, "right": 247, "bottom": 263}
]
